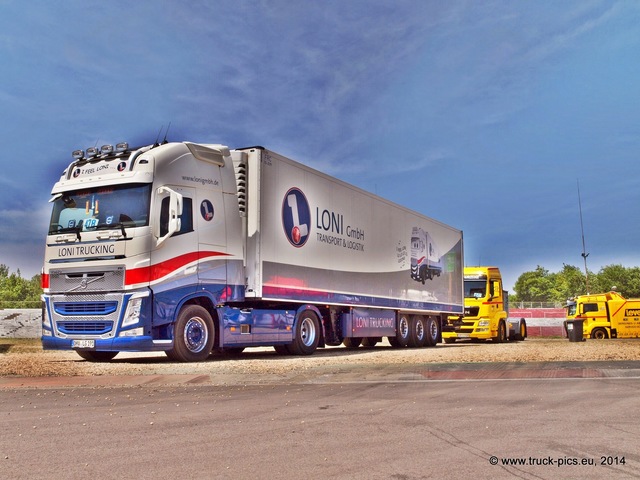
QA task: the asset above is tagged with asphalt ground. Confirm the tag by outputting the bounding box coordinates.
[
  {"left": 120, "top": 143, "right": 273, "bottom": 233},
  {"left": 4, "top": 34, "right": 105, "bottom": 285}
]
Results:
[{"left": 1, "top": 359, "right": 640, "bottom": 479}]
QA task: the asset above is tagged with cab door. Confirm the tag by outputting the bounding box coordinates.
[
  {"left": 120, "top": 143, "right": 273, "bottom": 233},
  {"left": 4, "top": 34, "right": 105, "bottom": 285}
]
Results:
[{"left": 196, "top": 186, "right": 228, "bottom": 292}]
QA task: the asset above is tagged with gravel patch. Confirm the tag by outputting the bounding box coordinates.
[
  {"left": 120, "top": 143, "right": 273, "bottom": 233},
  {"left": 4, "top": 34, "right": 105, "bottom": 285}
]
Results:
[{"left": 1, "top": 338, "right": 640, "bottom": 378}]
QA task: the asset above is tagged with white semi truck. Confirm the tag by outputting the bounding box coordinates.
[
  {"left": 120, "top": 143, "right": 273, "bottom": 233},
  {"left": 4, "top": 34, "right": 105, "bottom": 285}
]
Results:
[
  {"left": 42, "top": 141, "right": 464, "bottom": 361},
  {"left": 410, "top": 227, "right": 443, "bottom": 284}
]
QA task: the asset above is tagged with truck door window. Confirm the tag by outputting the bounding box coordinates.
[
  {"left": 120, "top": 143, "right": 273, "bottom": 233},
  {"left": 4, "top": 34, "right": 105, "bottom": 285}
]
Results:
[
  {"left": 160, "top": 197, "right": 193, "bottom": 237},
  {"left": 583, "top": 303, "right": 599, "bottom": 313}
]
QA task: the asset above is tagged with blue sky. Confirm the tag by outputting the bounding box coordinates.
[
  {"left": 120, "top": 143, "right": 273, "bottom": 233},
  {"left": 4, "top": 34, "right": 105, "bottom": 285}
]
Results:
[{"left": 1, "top": 0, "right": 639, "bottom": 291}]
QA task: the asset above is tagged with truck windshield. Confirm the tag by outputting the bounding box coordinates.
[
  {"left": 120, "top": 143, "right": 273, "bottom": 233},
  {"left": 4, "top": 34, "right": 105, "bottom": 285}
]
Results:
[
  {"left": 48, "top": 183, "right": 151, "bottom": 234},
  {"left": 464, "top": 280, "right": 487, "bottom": 298}
]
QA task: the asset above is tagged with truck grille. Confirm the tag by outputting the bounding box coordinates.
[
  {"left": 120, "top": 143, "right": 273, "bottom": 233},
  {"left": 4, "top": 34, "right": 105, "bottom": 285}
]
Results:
[
  {"left": 48, "top": 267, "right": 125, "bottom": 293},
  {"left": 57, "top": 321, "right": 113, "bottom": 335},
  {"left": 54, "top": 301, "right": 118, "bottom": 316},
  {"left": 464, "top": 306, "right": 479, "bottom": 317},
  {"left": 48, "top": 292, "right": 123, "bottom": 339}
]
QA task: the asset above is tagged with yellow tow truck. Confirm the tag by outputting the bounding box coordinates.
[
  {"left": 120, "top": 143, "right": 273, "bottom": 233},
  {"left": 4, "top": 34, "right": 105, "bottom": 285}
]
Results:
[
  {"left": 443, "top": 266, "right": 526, "bottom": 343},
  {"left": 566, "top": 290, "right": 640, "bottom": 339}
]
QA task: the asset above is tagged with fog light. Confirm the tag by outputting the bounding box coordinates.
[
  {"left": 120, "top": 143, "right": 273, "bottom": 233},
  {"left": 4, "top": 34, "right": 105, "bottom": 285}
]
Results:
[{"left": 119, "top": 327, "right": 144, "bottom": 337}]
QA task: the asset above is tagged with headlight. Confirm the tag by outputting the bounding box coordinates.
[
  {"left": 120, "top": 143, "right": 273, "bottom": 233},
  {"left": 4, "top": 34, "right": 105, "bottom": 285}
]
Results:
[
  {"left": 478, "top": 320, "right": 489, "bottom": 326},
  {"left": 121, "top": 293, "right": 148, "bottom": 328},
  {"left": 41, "top": 296, "right": 51, "bottom": 329}
]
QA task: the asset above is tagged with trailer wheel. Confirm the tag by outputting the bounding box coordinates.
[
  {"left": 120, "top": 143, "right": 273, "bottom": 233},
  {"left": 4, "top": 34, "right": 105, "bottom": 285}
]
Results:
[
  {"left": 515, "top": 320, "right": 527, "bottom": 341},
  {"left": 389, "top": 314, "right": 411, "bottom": 348},
  {"left": 288, "top": 310, "right": 320, "bottom": 355},
  {"left": 408, "top": 316, "right": 427, "bottom": 348},
  {"left": 493, "top": 321, "right": 507, "bottom": 343},
  {"left": 361, "top": 337, "right": 379, "bottom": 348},
  {"left": 591, "top": 328, "right": 608, "bottom": 340},
  {"left": 425, "top": 316, "right": 440, "bottom": 346},
  {"left": 76, "top": 350, "right": 118, "bottom": 362},
  {"left": 166, "top": 305, "right": 215, "bottom": 362},
  {"left": 343, "top": 337, "right": 362, "bottom": 348}
]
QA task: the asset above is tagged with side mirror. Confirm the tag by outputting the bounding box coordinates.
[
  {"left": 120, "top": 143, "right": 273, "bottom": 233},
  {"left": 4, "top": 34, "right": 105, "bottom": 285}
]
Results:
[{"left": 156, "top": 186, "right": 183, "bottom": 247}]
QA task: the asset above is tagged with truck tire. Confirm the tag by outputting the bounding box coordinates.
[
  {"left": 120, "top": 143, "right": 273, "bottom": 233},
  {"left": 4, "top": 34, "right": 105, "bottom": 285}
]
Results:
[
  {"left": 425, "top": 316, "right": 440, "bottom": 346},
  {"left": 493, "top": 321, "right": 507, "bottom": 343},
  {"left": 288, "top": 310, "right": 320, "bottom": 355},
  {"left": 389, "top": 314, "right": 411, "bottom": 348},
  {"left": 76, "top": 350, "right": 118, "bottom": 362},
  {"left": 343, "top": 337, "right": 362, "bottom": 348},
  {"left": 361, "top": 337, "right": 379, "bottom": 347},
  {"left": 273, "top": 345, "right": 290, "bottom": 355},
  {"left": 408, "top": 316, "right": 427, "bottom": 348},
  {"left": 591, "top": 328, "right": 608, "bottom": 340},
  {"left": 166, "top": 305, "right": 215, "bottom": 362},
  {"left": 515, "top": 320, "right": 527, "bottom": 341}
]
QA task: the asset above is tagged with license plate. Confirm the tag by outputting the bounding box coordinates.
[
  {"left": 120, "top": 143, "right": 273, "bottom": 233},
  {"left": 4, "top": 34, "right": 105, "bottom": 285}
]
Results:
[{"left": 72, "top": 339, "right": 95, "bottom": 349}]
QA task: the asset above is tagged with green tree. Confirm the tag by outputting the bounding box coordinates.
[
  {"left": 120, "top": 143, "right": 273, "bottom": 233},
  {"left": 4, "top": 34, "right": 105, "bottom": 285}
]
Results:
[
  {"left": 512, "top": 266, "right": 556, "bottom": 302},
  {"left": 551, "top": 264, "right": 586, "bottom": 301},
  {"left": 590, "top": 264, "right": 640, "bottom": 298},
  {"left": 0, "top": 265, "right": 42, "bottom": 308}
]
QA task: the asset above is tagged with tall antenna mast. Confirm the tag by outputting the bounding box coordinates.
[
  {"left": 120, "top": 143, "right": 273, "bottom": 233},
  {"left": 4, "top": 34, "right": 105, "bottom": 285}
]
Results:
[{"left": 577, "top": 179, "right": 589, "bottom": 293}]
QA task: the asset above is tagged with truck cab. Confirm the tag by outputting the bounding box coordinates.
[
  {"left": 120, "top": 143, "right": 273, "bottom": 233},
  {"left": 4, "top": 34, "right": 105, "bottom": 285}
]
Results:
[
  {"left": 566, "top": 291, "right": 640, "bottom": 339},
  {"left": 443, "top": 266, "right": 525, "bottom": 343}
]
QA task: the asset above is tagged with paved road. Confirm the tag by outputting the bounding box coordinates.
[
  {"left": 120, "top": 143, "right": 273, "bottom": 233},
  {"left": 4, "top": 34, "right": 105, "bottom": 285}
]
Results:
[{"left": 1, "top": 361, "right": 639, "bottom": 479}]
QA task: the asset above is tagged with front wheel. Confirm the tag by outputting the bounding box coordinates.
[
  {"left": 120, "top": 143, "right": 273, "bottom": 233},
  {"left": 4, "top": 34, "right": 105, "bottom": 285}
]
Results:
[
  {"left": 288, "top": 310, "right": 320, "bottom": 355},
  {"left": 591, "top": 328, "right": 608, "bottom": 340},
  {"left": 166, "top": 305, "right": 215, "bottom": 362},
  {"left": 493, "top": 321, "right": 507, "bottom": 343}
]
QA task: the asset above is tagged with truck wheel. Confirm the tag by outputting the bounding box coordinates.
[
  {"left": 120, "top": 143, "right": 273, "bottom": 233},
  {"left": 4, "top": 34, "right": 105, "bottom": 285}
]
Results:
[
  {"left": 361, "top": 337, "right": 379, "bottom": 347},
  {"left": 389, "top": 314, "right": 411, "bottom": 348},
  {"left": 343, "top": 337, "right": 362, "bottom": 348},
  {"left": 274, "top": 345, "right": 290, "bottom": 355},
  {"left": 515, "top": 320, "right": 527, "bottom": 341},
  {"left": 408, "top": 316, "right": 427, "bottom": 348},
  {"left": 76, "top": 350, "right": 118, "bottom": 362},
  {"left": 166, "top": 305, "right": 215, "bottom": 362},
  {"left": 425, "top": 316, "right": 440, "bottom": 346},
  {"left": 591, "top": 328, "right": 608, "bottom": 340},
  {"left": 493, "top": 321, "right": 507, "bottom": 343},
  {"left": 288, "top": 310, "right": 320, "bottom": 355}
]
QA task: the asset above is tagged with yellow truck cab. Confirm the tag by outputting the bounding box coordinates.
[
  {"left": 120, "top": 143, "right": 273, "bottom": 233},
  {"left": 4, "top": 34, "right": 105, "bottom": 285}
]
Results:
[
  {"left": 566, "top": 290, "right": 640, "bottom": 339},
  {"left": 443, "top": 266, "right": 526, "bottom": 343}
]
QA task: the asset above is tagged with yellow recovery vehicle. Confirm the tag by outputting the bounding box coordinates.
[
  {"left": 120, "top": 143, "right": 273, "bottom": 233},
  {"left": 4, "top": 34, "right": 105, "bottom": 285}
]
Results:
[
  {"left": 566, "top": 290, "right": 640, "bottom": 339},
  {"left": 443, "top": 266, "right": 527, "bottom": 343}
]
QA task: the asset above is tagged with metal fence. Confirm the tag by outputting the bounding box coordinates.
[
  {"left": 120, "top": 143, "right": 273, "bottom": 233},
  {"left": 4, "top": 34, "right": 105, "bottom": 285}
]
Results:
[{"left": 510, "top": 301, "right": 565, "bottom": 309}]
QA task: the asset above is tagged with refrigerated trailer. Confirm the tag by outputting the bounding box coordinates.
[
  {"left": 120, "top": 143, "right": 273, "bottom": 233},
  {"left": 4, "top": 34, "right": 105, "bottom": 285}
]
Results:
[{"left": 42, "top": 141, "right": 464, "bottom": 361}]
